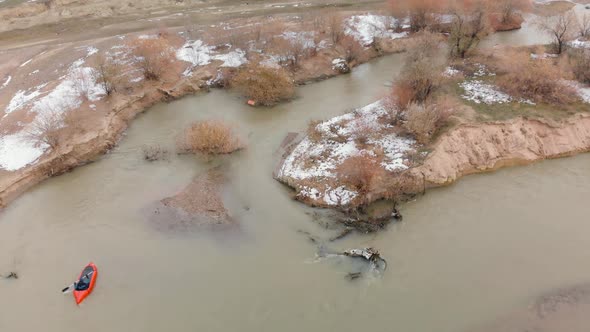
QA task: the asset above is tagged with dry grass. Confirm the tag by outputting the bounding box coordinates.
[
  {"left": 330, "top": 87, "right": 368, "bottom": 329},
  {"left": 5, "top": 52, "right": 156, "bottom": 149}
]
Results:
[
  {"left": 231, "top": 64, "right": 295, "bottom": 106},
  {"left": 177, "top": 120, "right": 243, "bottom": 155},
  {"left": 496, "top": 52, "right": 578, "bottom": 105}
]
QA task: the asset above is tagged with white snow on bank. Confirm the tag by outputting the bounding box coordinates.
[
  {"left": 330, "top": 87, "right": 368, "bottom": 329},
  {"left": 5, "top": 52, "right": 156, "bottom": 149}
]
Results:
[
  {"left": 212, "top": 49, "right": 247, "bottom": 67},
  {"left": 570, "top": 39, "right": 590, "bottom": 49},
  {"left": 0, "top": 131, "right": 47, "bottom": 171},
  {"left": 444, "top": 67, "right": 460, "bottom": 77},
  {"left": 279, "top": 101, "right": 415, "bottom": 206},
  {"left": 4, "top": 89, "right": 42, "bottom": 115},
  {"left": 564, "top": 80, "right": 590, "bottom": 103},
  {"left": 344, "top": 14, "right": 407, "bottom": 46},
  {"left": 176, "top": 40, "right": 248, "bottom": 73},
  {"left": 530, "top": 53, "right": 558, "bottom": 60},
  {"left": 86, "top": 46, "right": 99, "bottom": 57},
  {"left": 19, "top": 59, "right": 33, "bottom": 67},
  {"left": 0, "top": 58, "right": 106, "bottom": 171},
  {"left": 460, "top": 80, "right": 512, "bottom": 104},
  {"left": 1, "top": 76, "right": 11, "bottom": 89},
  {"left": 282, "top": 31, "right": 317, "bottom": 49},
  {"left": 176, "top": 40, "right": 213, "bottom": 67}
]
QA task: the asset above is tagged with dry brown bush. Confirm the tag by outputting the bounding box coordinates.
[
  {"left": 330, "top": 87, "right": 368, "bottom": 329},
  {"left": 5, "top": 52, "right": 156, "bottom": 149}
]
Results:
[
  {"left": 231, "top": 64, "right": 295, "bottom": 106},
  {"left": 565, "top": 49, "right": 590, "bottom": 84},
  {"left": 392, "top": 31, "right": 448, "bottom": 110},
  {"left": 307, "top": 120, "right": 323, "bottom": 142},
  {"left": 94, "top": 54, "right": 120, "bottom": 96},
  {"left": 24, "top": 106, "right": 63, "bottom": 150},
  {"left": 578, "top": 13, "right": 590, "bottom": 39},
  {"left": 328, "top": 13, "right": 345, "bottom": 44},
  {"left": 177, "top": 120, "right": 243, "bottom": 155},
  {"left": 131, "top": 37, "right": 175, "bottom": 80},
  {"left": 339, "top": 35, "right": 365, "bottom": 64},
  {"left": 403, "top": 98, "right": 455, "bottom": 144},
  {"left": 389, "top": 0, "right": 446, "bottom": 32},
  {"left": 337, "top": 154, "right": 386, "bottom": 196},
  {"left": 497, "top": 53, "right": 578, "bottom": 105}
]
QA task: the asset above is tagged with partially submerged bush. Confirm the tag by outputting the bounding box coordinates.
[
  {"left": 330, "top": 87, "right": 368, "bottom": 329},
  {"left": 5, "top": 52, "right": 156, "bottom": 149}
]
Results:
[
  {"left": 142, "top": 144, "right": 169, "bottom": 161},
  {"left": 178, "top": 120, "right": 243, "bottom": 155},
  {"left": 497, "top": 54, "right": 578, "bottom": 105},
  {"left": 232, "top": 64, "right": 295, "bottom": 106}
]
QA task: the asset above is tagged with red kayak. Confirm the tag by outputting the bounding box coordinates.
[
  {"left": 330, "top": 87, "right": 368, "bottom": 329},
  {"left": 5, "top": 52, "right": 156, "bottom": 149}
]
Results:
[{"left": 73, "top": 263, "right": 98, "bottom": 305}]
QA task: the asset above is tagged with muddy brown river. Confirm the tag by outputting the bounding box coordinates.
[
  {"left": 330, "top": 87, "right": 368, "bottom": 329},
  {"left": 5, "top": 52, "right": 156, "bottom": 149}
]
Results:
[{"left": 2, "top": 23, "right": 590, "bottom": 331}]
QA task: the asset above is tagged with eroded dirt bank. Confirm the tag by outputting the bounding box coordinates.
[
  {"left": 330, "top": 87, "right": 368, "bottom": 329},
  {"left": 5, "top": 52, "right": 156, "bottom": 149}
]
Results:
[
  {"left": 414, "top": 114, "right": 590, "bottom": 187},
  {"left": 276, "top": 113, "right": 590, "bottom": 209}
]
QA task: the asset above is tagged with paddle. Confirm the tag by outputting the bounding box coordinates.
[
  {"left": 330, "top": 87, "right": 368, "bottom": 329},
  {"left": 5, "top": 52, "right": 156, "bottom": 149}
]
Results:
[{"left": 61, "top": 271, "right": 94, "bottom": 294}]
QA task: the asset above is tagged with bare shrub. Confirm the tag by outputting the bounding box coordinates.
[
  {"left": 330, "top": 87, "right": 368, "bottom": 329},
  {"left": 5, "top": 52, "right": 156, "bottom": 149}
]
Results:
[
  {"left": 307, "top": 120, "right": 323, "bottom": 142},
  {"left": 392, "top": 31, "right": 448, "bottom": 109},
  {"left": 337, "top": 154, "right": 386, "bottom": 196},
  {"left": 231, "top": 64, "right": 295, "bottom": 106},
  {"left": 449, "top": 0, "right": 490, "bottom": 58},
  {"left": 389, "top": 0, "right": 445, "bottom": 32},
  {"left": 94, "top": 54, "right": 120, "bottom": 96},
  {"left": 536, "top": 11, "right": 578, "bottom": 54},
  {"left": 131, "top": 37, "right": 175, "bottom": 80},
  {"left": 339, "top": 35, "right": 365, "bottom": 64},
  {"left": 142, "top": 144, "right": 169, "bottom": 161},
  {"left": 492, "top": 0, "right": 531, "bottom": 24},
  {"left": 578, "top": 13, "right": 590, "bottom": 39},
  {"left": 178, "top": 120, "right": 243, "bottom": 155},
  {"left": 328, "top": 13, "right": 344, "bottom": 44},
  {"left": 24, "top": 108, "right": 63, "bottom": 150},
  {"left": 497, "top": 53, "right": 578, "bottom": 105},
  {"left": 566, "top": 48, "right": 590, "bottom": 84},
  {"left": 403, "top": 102, "right": 444, "bottom": 144}
]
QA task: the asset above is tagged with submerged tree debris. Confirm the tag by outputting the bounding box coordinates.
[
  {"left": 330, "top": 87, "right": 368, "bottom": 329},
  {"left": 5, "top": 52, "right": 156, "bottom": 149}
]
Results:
[{"left": 317, "top": 247, "right": 387, "bottom": 280}]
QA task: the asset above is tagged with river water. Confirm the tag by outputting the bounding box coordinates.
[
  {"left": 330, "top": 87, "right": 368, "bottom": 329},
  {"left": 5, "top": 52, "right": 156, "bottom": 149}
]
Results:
[{"left": 1, "top": 17, "right": 590, "bottom": 332}]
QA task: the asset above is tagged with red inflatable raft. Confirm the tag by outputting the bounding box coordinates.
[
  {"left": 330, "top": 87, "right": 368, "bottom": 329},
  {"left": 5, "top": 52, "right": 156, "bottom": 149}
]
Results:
[{"left": 73, "top": 263, "right": 98, "bottom": 305}]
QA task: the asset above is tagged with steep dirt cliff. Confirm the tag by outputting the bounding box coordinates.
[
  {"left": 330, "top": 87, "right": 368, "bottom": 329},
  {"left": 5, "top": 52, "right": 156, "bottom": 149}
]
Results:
[{"left": 414, "top": 114, "right": 590, "bottom": 187}]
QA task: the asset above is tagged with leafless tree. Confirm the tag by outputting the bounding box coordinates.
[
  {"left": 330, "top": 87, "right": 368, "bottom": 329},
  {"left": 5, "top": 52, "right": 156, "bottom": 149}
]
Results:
[
  {"left": 94, "top": 54, "right": 119, "bottom": 96},
  {"left": 448, "top": 1, "right": 490, "bottom": 58},
  {"left": 537, "top": 11, "right": 578, "bottom": 54},
  {"left": 24, "top": 105, "right": 64, "bottom": 150},
  {"left": 389, "top": 0, "right": 444, "bottom": 32}
]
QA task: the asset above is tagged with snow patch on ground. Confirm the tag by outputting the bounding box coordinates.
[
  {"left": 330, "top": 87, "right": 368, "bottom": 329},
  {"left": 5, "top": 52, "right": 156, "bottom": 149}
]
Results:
[
  {"left": 444, "top": 67, "right": 460, "bottom": 77},
  {"left": 278, "top": 101, "right": 415, "bottom": 206},
  {"left": 176, "top": 40, "right": 248, "bottom": 74},
  {"left": 570, "top": 39, "right": 590, "bottom": 49},
  {"left": 460, "top": 80, "right": 512, "bottom": 104},
  {"left": 4, "top": 89, "right": 42, "bottom": 115},
  {"left": 344, "top": 14, "right": 407, "bottom": 46},
  {"left": 0, "top": 58, "right": 106, "bottom": 171},
  {"left": 212, "top": 49, "right": 248, "bottom": 67},
  {"left": 19, "top": 59, "right": 33, "bottom": 67},
  {"left": 564, "top": 80, "right": 590, "bottom": 103},
  {"left": 0, "top": 131, "right": 47, "bottom": 171},
  {"left": 1, "top": 76, "right": 11, "bottom": 89}
]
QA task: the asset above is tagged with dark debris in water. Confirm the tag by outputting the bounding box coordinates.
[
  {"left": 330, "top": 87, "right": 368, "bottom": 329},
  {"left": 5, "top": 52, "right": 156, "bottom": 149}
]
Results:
[{"left": 2, "top": 272, "right": 18, "bottom": 279}]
